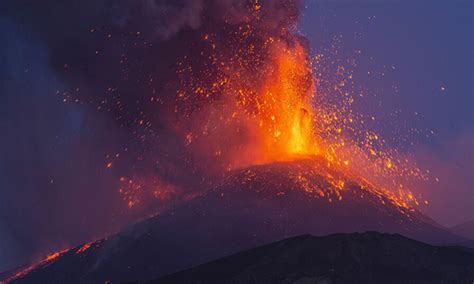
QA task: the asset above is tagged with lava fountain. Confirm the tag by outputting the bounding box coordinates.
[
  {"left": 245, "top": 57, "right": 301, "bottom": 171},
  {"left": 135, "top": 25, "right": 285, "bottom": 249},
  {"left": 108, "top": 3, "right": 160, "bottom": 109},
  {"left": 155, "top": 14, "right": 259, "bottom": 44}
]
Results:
[
  {"left": 152, "top": 14, "right": 427, "bottom": 211},
  {"left": 173, "top": 29, "right": 320, "bottom": 171}
]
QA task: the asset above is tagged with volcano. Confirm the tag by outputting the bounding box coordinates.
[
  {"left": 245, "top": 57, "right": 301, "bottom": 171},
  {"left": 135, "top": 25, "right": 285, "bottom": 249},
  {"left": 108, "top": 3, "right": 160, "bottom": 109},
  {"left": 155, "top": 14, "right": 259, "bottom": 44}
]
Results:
[{"left": 3, "top": 159, "right": 472, "bottom": 283}]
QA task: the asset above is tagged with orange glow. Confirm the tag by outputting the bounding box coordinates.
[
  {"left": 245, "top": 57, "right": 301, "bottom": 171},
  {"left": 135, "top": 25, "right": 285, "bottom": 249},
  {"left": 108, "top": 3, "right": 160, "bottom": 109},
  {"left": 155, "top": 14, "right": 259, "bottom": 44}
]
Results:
[
  {"left": 255, "top": 42, "right": 318, "bottom": 161},
  {"left": 76, "top": 242, "right": 93, "bottom": 254},
  {"left": 4, "top": 249, "right": 69, "bottom": 283},
  {"left": 176, "top": 37, "right": 321, "bottom": 169},
  {"left": 45, "top": 252, "right": 61, "bottom": 262}
]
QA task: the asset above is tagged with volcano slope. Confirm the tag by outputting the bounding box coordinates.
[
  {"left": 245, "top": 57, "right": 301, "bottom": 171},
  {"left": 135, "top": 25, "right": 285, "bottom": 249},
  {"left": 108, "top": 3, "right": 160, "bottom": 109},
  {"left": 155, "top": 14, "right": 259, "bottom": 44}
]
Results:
[{"left": 4, "top": 159, "right": 473, "bottom": 283}]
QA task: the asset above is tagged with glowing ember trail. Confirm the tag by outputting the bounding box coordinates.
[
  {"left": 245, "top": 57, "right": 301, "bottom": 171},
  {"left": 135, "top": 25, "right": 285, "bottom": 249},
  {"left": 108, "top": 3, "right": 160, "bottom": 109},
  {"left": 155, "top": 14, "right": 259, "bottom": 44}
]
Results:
[
  {"left": 75, "top": 242, "right": 93, "bottom": 254},
  {"left": 3, "top": 249, "right": 70, "bottom": 283}
]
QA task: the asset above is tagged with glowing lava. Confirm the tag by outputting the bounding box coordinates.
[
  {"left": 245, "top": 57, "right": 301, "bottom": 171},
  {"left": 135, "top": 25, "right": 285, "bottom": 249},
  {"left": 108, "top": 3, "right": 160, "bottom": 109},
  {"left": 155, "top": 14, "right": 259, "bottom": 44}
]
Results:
[
  {"left": 255, "top": 41, "right": 318, "bottom": 161},
  {"left": 173, "top": 30, "right": 321, "bottom": 171},
  {"left": 3, "top": 249, "right": 69, "bottom": 283}
]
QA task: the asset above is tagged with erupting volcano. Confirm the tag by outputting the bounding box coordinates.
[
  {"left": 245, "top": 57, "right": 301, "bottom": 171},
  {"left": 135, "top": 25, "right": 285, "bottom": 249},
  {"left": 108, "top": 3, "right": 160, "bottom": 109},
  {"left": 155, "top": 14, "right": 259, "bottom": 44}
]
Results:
[
  {"left": 1, "top": 0, "right": 473, "bottom": 283},
  {"left": 105, "top": 0, "right": 429, "bottom": 212}
]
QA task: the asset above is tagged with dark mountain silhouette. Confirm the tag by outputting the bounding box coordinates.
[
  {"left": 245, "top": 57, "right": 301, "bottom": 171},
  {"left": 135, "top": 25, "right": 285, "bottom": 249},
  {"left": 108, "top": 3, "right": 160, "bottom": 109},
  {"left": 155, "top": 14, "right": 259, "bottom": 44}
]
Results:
[
  {"left": 151, "top": 232, "right": 474, "bottom": 284},
  {"left": 3, "top": 160, "right": 473, "bottom": 283}
]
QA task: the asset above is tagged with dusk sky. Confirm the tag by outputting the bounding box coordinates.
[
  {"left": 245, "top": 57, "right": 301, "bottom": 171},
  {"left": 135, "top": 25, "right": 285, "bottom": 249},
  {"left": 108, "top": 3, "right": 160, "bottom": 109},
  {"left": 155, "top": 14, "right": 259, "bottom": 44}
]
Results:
[
  {"left": 301, "top": 0, "right": 473, "bottom": 226},
  {"left": 0, "top": 0, "right": 472, "bottom": 275}
]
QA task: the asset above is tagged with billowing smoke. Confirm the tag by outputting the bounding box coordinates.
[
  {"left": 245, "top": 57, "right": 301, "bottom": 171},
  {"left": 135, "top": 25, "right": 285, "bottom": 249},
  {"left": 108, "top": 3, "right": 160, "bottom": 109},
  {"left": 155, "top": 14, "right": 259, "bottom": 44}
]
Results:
[{"left": 0, "top": 0, "right": 305, "bottom": 272}]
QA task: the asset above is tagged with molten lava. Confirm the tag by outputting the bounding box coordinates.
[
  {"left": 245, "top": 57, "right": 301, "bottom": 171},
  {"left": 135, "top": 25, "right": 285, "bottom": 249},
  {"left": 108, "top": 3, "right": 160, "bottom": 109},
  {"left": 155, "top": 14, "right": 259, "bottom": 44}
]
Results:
[
  {"left": 255, "top": 42, "right": 318, "bottom": 161},
  {"left": 172, "top": 27, "right": 324, "bottom": 172}
]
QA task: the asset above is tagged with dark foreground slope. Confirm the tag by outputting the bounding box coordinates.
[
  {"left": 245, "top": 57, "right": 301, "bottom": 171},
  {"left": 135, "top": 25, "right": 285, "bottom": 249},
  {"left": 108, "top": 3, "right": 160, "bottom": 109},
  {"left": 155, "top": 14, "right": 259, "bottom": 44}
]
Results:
[
  {"left": 3, "top": 160, "right": 472, "bottom": 283},
  {"left": 151, "top": 232, "right": 474, "bottom": 284}
]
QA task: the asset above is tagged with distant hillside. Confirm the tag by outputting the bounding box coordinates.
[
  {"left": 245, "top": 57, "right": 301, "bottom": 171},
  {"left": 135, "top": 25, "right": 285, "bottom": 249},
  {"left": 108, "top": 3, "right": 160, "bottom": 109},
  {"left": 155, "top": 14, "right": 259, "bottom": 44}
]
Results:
[
  {"left": 451, "top": 220, "right": 474, "bottom": 240},
  {"left": 151, "top": 232, "right": 474, "bottom": 284}
]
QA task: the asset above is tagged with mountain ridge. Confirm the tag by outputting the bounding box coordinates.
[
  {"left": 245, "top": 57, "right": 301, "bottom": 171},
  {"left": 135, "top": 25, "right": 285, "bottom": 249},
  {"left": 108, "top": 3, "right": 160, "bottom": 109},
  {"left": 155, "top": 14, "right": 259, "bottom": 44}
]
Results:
[{"left": 149, "top": 231, "right": 474, "bottom": 284}]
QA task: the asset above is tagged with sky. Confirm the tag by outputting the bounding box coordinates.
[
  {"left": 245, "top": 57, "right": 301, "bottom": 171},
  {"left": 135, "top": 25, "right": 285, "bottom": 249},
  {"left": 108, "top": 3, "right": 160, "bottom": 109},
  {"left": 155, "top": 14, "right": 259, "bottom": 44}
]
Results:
[
  {"left": 0, "top": 0, "right": 472, "bottom": 273},
  {"left": 300, "top": 0, "right": 473, "bottom": 226}
]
